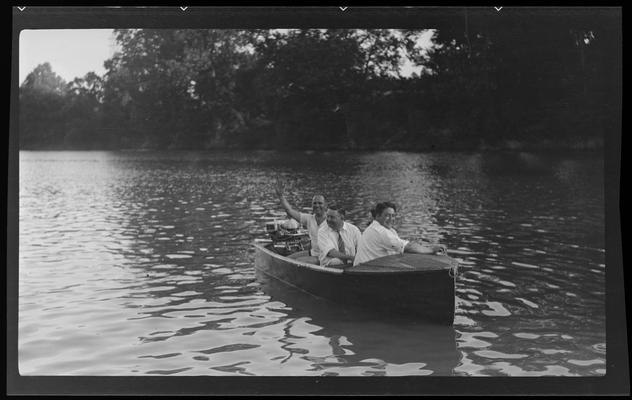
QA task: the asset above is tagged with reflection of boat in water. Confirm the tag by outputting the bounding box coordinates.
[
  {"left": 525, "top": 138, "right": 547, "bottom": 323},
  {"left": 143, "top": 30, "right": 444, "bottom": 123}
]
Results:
[
  {"left": 257, "top": 269, "right": 461, "bottom": 375},
  {"left": 254, "top": 235, "right": 458, "bottom": 325}
]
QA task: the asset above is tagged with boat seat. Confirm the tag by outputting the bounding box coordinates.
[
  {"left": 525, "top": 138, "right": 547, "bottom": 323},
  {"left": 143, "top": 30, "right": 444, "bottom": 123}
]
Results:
[
  {"left": 287, "top": 251, "right": 319, "bottom": 265},
  {"left": 294, "top": 256, "right": 319, "bottom": 265},
  {"left": 288, "top": 250, "right": 309, "bottom": 259}
]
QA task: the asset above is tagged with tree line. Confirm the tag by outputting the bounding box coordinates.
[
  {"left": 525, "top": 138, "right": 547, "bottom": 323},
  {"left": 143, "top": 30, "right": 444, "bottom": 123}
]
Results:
[{"left": 18, "top": 15, "right": 618, "bottom": 151}]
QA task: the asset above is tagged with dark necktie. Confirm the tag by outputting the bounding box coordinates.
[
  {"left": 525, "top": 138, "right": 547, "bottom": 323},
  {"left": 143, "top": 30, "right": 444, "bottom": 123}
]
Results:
[{"left": 337, "top": 231, "right": 345, "bottom": 254}]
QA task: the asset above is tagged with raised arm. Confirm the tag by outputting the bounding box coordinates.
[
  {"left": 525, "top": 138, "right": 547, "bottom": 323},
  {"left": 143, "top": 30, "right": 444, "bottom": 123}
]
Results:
[{"left": 275, "top": 180, "right": 302, "bottom": 222}]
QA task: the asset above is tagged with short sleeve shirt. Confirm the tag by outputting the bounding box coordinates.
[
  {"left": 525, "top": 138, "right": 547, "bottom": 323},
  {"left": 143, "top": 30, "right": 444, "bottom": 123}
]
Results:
[
  {"left": 353, "top": 220, "right": 409, "bottom": 266},
  {"left": 317, "top": 222, "right": 362, "bottom": 267},
  {"left": 299, "top": 212, "right": 327, "bottom": 257}
]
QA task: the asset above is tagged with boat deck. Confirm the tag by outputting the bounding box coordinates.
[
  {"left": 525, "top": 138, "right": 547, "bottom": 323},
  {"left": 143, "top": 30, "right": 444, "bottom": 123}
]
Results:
[{"left": 348, "top": 253, "right": 458, "bottom": 274}]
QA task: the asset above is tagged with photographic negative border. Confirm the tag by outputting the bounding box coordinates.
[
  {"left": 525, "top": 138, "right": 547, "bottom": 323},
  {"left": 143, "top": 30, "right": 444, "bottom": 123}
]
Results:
[{"left": 8, "top": 6, "right": 627, "bottom": 395}]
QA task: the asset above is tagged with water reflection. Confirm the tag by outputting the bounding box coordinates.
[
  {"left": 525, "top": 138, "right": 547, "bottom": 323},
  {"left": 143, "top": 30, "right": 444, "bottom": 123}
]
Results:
[{"left": 256, "top": 270, "right": 461, "bottom": 375}]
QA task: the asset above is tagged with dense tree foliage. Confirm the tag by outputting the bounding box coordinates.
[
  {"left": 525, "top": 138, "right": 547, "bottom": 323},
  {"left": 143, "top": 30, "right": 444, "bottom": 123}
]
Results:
[
  {"left": 19, "top": 63, "right": 68, "bottom": 148},
  {"left": 19, "top": 14, "right": 618, "bottom": 151},
  {"left": 422, "top": 11, "right": 616, "bottom": 149}
]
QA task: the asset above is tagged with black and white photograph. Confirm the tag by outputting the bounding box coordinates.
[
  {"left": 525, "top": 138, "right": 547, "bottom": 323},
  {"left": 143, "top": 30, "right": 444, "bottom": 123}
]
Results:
[{"left": 8, "top": 6, "right": 626, "bottom": 396}]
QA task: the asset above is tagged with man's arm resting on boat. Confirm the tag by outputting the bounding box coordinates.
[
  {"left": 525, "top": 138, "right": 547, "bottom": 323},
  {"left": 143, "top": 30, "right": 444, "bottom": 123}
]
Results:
[
  {"left": 326, "top": 249, "right": 354, "bottom": 264},
  {"left": 404, "top": 242, "right": 446, "bottom": 255}
]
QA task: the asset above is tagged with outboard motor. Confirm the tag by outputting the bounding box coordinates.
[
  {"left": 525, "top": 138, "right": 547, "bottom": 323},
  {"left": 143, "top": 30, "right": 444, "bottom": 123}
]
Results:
[{"left": 265, "top": 219, "right": 310, "bottom": 255}]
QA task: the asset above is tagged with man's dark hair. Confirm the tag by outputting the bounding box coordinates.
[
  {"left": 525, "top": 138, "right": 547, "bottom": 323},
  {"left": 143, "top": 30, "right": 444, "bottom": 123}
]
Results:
[
  {"left": 327, "top": 203, "right": 346, "bottom": 218},
  {"left": 374, "top": 202, "right": 397, "bottom": 217},
  {"left": 312, "top": 195, "right": 326, "bottom": 204}
]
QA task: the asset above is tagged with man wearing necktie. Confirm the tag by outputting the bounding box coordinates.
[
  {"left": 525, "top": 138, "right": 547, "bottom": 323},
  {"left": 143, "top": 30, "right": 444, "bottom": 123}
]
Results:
[{"left": 317, "top": 204, "right": 361, "bottom": 267}]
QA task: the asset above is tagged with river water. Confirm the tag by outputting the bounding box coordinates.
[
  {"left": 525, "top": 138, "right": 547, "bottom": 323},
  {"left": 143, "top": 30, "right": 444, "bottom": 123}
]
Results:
[{"left": 18, "top": 150, "right": 606, "bottom": 376}]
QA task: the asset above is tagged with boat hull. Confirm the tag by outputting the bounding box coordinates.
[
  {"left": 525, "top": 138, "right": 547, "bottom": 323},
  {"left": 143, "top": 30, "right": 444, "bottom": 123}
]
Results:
[{"left": 254, "top": 241, "right": 456, "bottom": 325}]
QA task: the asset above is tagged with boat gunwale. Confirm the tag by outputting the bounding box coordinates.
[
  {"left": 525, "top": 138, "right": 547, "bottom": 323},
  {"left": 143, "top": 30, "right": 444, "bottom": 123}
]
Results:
[
  {"left": 254, "top": 239, "right": 458, "bottom": 277},
  {"left": 254, "top": 239, "right": 344, "bottom": 275}
]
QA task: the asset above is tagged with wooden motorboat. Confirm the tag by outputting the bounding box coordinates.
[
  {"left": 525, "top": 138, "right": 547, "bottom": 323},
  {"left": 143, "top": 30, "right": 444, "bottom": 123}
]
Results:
[{"left": 254, "top": 236, "right": 458, "bottom": 325}]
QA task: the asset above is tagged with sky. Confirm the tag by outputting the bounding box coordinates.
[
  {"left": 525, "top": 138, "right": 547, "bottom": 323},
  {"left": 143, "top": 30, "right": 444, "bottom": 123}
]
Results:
[
  {"left": 19, "top": 29, "right": 433, "bottom": 85},
  {"left": 19, "top": 29, "right": 117, "bottom": 84}
]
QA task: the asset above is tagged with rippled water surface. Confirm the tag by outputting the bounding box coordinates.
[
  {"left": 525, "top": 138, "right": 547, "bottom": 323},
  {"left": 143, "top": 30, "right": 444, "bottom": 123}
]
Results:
[{"left": 18, "top": 150, "right": 605, "bottom": 376}]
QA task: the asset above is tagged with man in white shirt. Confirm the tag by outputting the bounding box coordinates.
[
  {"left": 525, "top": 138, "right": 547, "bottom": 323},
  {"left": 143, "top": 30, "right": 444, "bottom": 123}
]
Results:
[
  {"left": 353, "top": 202, "right": 446, "bottom": 266},
  {"left": 275, "top": 181, "right": 327, "bottom": 258},
  {"left": 317, "top": 205, "right": 362, "bottom": 267}
]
